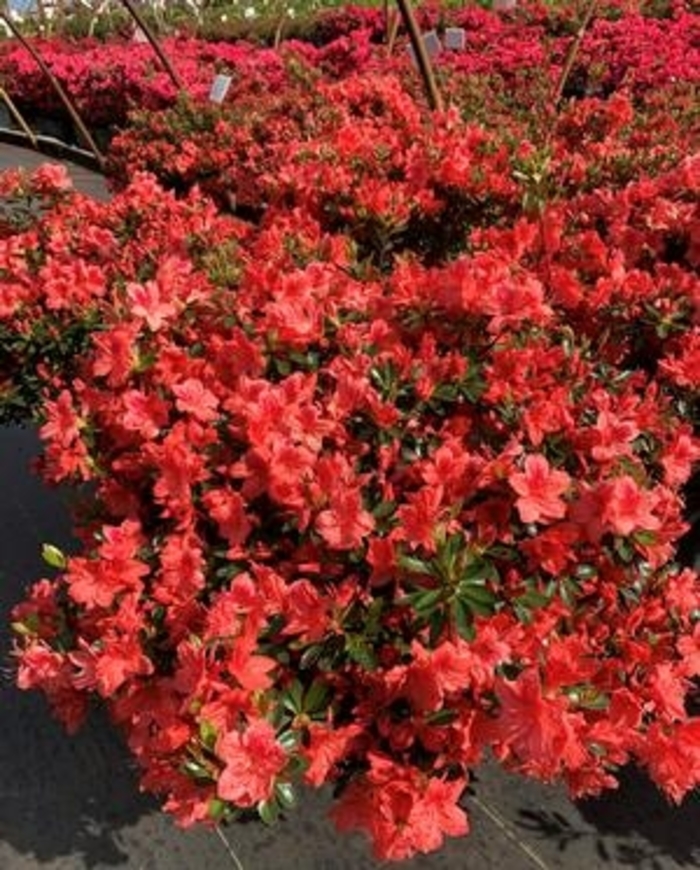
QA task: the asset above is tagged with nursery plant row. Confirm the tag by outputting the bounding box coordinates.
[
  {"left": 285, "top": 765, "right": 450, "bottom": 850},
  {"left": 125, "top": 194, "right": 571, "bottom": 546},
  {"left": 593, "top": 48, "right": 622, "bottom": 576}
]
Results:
[{"left": 0, "top": 1, "right": 697, "bottom": 129}]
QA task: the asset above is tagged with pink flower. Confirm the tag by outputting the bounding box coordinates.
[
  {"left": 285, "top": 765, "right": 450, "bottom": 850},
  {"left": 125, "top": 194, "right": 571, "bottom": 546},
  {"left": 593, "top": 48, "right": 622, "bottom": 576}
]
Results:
[{"left": 217, "top": 720, "right": 287, "bottom": 807}]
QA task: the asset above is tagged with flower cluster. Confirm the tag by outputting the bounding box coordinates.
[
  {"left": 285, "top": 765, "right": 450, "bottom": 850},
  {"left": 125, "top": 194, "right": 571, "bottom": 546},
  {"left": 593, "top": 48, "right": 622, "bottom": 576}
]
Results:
[
  {"left": 4, "top": 0, "right": 700, "bottom": 863},
  {"left": 106, "top": 68, "right": 697, "bottom": 266}
]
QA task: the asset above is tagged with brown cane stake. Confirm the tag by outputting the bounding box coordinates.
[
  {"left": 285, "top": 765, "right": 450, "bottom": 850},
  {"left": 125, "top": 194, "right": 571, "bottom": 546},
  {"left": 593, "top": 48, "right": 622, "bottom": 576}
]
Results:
[
  {"left": 387, "top": 9, "right": 400, "bottom": 55},
  {"left": 119, "top": 0, "right": 185, "bottom": 92},
  {"left": 273, "top": 13, "right": 285, "bottom": 50},
  {"left": 0, "top": 85, "right": 38, "bottom": 148},
  {"left": 552, "top": 0, "right": 598, "bottom": 107},
  {"left": 0, "top": 11, "right": 106, "bottom": 168},
  {"left": 394, "top": 0, "right": 443, "bottom": 112}
]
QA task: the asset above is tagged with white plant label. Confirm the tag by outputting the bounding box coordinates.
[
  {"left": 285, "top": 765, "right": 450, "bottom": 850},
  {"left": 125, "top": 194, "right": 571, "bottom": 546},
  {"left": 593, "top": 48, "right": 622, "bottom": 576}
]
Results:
[
  {"left": 423, "top": 30, "right": 442, "bottom": 59},
  {"left": 444, "top": 27, "right": 466, "bottom": 51},
  {"left": 209, "top": 74, "right": 233, "bottom": 104},
  {"left": 132, "top": 27, "right": 148, "bottom": 43}
]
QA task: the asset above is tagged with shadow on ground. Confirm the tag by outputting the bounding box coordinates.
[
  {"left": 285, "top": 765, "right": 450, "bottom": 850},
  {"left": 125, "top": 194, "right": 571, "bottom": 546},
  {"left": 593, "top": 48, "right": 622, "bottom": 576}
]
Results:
[
  {"left": 578, "top": 769, "right": 700, "bottom": 869},
  {"left": 0, "top": 426, "right": 157, "bottom": 868},
  {"left": 507, "top": 767, "right": 700, "bottom": 870},
  {"left": 0, "top": 694, "right": 156, "bottom": 868}
]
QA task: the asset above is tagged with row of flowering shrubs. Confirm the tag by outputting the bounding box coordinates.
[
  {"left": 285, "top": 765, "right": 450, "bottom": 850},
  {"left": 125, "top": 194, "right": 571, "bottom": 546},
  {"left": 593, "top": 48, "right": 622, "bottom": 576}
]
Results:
[
  {"left": 3, "top": 0, "right": 700, "bottom": 862},
  {"left": 0, "top": 1, "right": 698, "bottom": 131}
]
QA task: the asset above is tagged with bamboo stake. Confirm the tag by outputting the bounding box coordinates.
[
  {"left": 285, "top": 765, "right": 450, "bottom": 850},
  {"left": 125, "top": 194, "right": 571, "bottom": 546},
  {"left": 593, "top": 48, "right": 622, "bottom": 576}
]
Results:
[
  {"left": 551, "top": 0, "right": 598, "bottom": 106},
  {"left": 272, "top": 0, "right": 287, "bottom": 52},
  {"left": 387, "top": 8, "right": 400, "bottom": 55},
  {"left": 273, "top": 13, "right": 285, "bottom": 50},
  {"left": 394, "top": 0, "right": 443, "bottom": 112},
  {"left": 0, "top": 85, "right": 37, "bottom": 148},
  {"left": 0, "top": 11, "right": 106, "bottom": 168},
  {"left": 119, "top": 0, "right": 185, "bottom": 92}
]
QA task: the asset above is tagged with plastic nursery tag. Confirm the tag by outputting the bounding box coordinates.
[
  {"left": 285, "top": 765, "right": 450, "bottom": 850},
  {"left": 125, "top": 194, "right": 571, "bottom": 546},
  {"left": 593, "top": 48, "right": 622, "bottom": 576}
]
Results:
[
  {"left": 493, "top": 0, "right": 517, "bottom": 10},
  {"left": 132, "top": 27, "right": 148, "bottom": 43},
  {"left": 423, "top": 30, "right": 442, "bottom": 59},
  {"left": 209, "top": 74, "right": 233, "bottom": 104},
  {"left": 444, "top": 27, "right": 466, "bottom": 51}
]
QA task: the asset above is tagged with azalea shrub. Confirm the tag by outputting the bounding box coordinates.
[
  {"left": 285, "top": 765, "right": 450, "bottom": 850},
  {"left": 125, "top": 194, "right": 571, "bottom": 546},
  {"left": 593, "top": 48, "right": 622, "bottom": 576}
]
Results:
[
  {"left": 0, "top": 36, "right": 297, "bottom": 129},
  {"left": 3, "top": 0, "right": 700, "bottom": 864}
]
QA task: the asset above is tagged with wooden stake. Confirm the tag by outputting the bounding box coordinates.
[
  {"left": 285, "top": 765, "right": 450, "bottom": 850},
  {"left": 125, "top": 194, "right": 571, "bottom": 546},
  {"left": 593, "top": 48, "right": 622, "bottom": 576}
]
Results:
[
  {"left": 394, "top": 0, "right": 443, "bottom": 112},
  {"left": 119, "top": 0, "right": 185, "bottom": 92},
  {"left": 0, "top": 85, "right": 37, "bottom": 149},
  {"left": 552, "top": 0, "right": 598, "bottom": 106},
  {"left": 387, "top": 8, "right": 400, "bottom": 55},
  {"left": 273, "top": 13, "right": 285, "bottom": 50}
]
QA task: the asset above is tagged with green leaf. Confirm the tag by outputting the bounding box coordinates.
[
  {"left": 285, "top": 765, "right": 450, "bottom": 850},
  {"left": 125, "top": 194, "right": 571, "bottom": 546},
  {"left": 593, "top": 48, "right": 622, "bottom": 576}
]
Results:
[
  {"left": 457, "top": 582, "right": 497, "bottom": 613},
  {"left": 274, "top": 358, "right": 291, "bottom": 377},
  {"left": 314, "top": 634, "right": 346, "bottom": 672},
  {"left": 214, "top": 562, "right": 245, "bottom": 581},
  {"left": 181, "top": 759, "right": 213, "bottom": 784},
  {"left": 559, "top": 576, "right": 580, "bottom": 608},
  {"left": 364, "top": 598, "right": 385, "bottom": 636},
  {"left": 575, "top": 564, "right": 597, "bottom": 579},
  {"left": 429, "top": 607, "right": 448, "bottom": 646},
  {"left": 198, "top": 720, "right": 218, "bottom": 750},
  {"left": 42, "top": 543, "right": 67, "bottom": 570},
  {"left": 275, "top": 782, "right": 296, "bottom": 810},
  {"left": 578, "top": 692, "right": 609, "bottom": 711},
  {"left": 633, "top": 530, "right": 658, "bottom": 546},
  {"left": 258, "top": 798, "right": 280, "bottom": 826},
  {"left": 12, "top": 615, "right": 39, "bottom": 636},
  {"left": 451, "top": 597, "right": 474, "bottom": 640},
  {"left": 620, "top": 586, "right": 640, "bottom": 605},
  {"left": 487, "top": 545, "right": 518, "bottom": 562},
  {"left": 460, "top": 558, "right": 498, "bottom": 584},
  {"left": 283, "top": 681, "right": 305, "bottom": 715},
  {"left": 285, "top": 754, "right": 310, "bottom": 778},
  {"left": 614, "top": 538, "right": 635, "bottom": 563},
  {"left": 439, "top": 533, "right": 464, "bottom": 569},
  {"left": 299, "top": 643, "right": 323, "bottom": 671},
  {"left": 345, "top": 634, "right": 377, "bottom": 669},
  {"left": 457, "top": 581, "right": 496, "bottom": 604},
  {"left": 398, "top": 554, "right": 432, "bottom": 575},
  {"left": 515, "top": 588, "right": 551, "bottom": 610},
  {"left": 278, "top": 729, "right": 300, "bottom": 752},
  {"left": 303, "top": 680, "right": 331, "bottom": 715},
  {"left": 425, "top": 708, "right": 458, "bottom": 726},
  {"left": 208, "top": 798, "right": 228, "bottom": 821},
  {"left": 373, "top": 501, "right": 397, "bottom": 520},
  {"left": 513, "top": 601, "right": 533, "bottom": 624},
  {"left": 431, "top": 384, "right": 458, "bottom": 402},
  {"left": 406, "top": 587, "right": 444, "bottom": 615}
]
